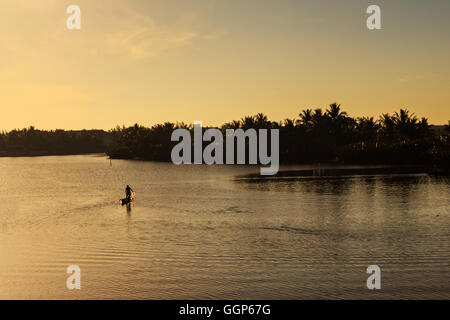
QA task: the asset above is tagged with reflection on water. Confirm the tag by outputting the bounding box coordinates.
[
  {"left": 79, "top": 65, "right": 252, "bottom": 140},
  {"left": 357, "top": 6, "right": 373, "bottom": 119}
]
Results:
[
  {"left": 0, "top": 156, "right": 449, "bottom": 299},
  {"left": 126, "top": 203, "right": 133, "bottom": 214},
  {"left": 238, "top": 173, "right": 435, "bottom": 194}
]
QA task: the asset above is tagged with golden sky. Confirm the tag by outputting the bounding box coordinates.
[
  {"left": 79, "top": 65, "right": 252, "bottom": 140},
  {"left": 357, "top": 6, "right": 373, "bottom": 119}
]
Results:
[{"left": 1, "top": 0, "right": 449, "bottom": 130}]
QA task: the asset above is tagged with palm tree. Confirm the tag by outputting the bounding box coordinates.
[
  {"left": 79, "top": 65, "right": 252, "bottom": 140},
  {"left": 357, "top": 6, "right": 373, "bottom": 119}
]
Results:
[
  {"left": 254, "top": 113, "right": 270, "bottom": 128},
  {"left": 231, "top": 120, "right": 241, "bottom": 129},
  {"left": 312, "top": 108, "right": 324, "bottom": 126},
  {"left": 283, "top": 118, "right": 295, "bottom": 128},
  {"left": 240, "top": 116, "right": 256, "bottom": 130},
  {"left": 297, "top": 109, "right": 313, "bottom": 126},
  {"left": 393, "top": 109, "right": 419, "bottom": 141},
  {"left": 326, "top": 103, "right": 347, "bottom": 120},
  {"left": 394, "top": 109, "right": 417, "bottom": 126},
  {"left": 356, "top": 117, "right": 379, "bottom": 146},
  {"left": 378, "top": 113, "right": 395, "bottom": 142}
]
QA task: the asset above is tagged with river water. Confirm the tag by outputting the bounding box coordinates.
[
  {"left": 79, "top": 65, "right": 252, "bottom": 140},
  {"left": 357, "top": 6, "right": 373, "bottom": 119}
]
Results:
[{"left": 0, "top": 155, "right": 448, "bottom": 299}]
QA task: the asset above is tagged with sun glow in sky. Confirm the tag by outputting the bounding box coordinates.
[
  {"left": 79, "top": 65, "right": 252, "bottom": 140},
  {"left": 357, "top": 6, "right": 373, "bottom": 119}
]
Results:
[{"left": 0, "top": 0, "right": 449, "bottom": 130}]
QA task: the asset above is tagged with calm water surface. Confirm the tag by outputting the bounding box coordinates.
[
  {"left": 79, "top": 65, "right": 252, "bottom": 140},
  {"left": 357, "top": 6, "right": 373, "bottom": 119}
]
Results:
[{"left": 0, "top": 155, "right": 449, "bottom": 299}]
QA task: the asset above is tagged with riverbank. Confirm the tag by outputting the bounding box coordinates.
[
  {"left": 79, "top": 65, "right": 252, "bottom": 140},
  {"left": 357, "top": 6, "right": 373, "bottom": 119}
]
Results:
[
  {"left": 0, "top": 150, "right": 106, "bottom": 158},
  {"left": 236, "top": 164, "right": 450, "bottom": 180}
]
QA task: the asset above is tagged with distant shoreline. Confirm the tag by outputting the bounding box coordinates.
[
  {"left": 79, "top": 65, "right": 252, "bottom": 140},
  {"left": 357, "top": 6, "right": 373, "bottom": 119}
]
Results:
[
  {"left": 2, "top": 105, "right": 449, "bottom": 167},
  {"left": 0, "top": 151, "right": 106, "bottom": 158},
  {"left": 236, "top": 165, "right": 450, "bottom": 179},
  {"left": 2, "top": 152, "right": 449, "bottom": 176},
  {"left": 107, "top": 154, "right": 450, "bottom": 176}
]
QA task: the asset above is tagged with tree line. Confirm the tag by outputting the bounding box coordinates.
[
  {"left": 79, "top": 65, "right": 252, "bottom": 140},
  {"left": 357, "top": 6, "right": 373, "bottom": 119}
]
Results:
[
  {"left": 0, "top": 127, "right": 111, "bottom": 157},
  {"left": 1, "top": 104, "right": 449, "bottom": 165}
]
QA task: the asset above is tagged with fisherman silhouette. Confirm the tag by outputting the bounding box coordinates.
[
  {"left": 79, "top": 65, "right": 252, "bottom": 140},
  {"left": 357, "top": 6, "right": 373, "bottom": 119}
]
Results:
[{"left": 125, "top": 185, "right": 133, "bottom": 200}]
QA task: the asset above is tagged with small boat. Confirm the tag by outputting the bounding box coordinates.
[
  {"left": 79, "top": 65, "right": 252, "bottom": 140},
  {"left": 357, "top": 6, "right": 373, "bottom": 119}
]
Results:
[
  {"left": 120, "top": 197, "right": 133, "bottom": 205},
  {"left": 120, "top": 192, "right": 135, "bottom": 206}
]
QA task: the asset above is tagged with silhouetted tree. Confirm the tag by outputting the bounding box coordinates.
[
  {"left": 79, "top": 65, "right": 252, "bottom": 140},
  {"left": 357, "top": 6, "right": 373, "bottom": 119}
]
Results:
[{"left": 1, "top": 104, "right": 448, "bottom": 166}]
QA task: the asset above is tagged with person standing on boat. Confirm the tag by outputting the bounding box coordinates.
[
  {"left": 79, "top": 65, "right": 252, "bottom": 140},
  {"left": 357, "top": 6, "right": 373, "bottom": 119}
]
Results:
[{"left": 125, "top": 185, "right": 134, "bottom": 200}]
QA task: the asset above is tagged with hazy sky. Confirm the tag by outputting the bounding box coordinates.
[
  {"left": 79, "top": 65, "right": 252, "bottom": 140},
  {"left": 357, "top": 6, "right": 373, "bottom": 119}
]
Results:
[{"left": 1, "top": 0, "right": 449, "bottom": 130}]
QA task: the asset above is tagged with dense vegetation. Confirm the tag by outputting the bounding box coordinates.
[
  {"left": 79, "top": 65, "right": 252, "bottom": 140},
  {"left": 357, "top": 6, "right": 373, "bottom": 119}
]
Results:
[
  {"left": 2, "top": 104, "right": 449, "bottom": 166},
  {"left": 107, "top": 103, "right": 449, "bottom": 166},
  {"left": 0, "top": 127, "right": 111, "bottom": 157}
]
